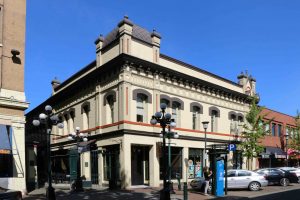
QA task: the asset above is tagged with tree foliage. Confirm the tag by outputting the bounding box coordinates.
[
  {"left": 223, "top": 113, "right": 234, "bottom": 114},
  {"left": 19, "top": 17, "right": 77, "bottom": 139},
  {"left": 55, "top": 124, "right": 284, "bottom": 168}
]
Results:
[
  {"left": 289, "top": 111, "right": 300, "bottom": 153},
  {"left": 240, "top": 98, "right": 270, "bottom": 169}
]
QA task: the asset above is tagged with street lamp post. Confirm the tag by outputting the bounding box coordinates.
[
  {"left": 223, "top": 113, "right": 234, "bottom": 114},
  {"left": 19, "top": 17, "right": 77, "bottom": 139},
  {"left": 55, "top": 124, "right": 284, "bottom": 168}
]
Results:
[
  {"left": 285, "top": 131, "right": 289, "bottom": 167},
  {"left": 150, "top": 103, "right": 176, "bottom": 200},
  {"left": 32, "top": 105, "right": 64, "bottom": 200},
  {"left": 162, "top": 122, "right": 179, "bottom": 194},
  {"left": 68, "top": 127, "right": 88, "bottom": 192},
  {"left": 202, "top": 121, "right": 209, "bottom": 168}
]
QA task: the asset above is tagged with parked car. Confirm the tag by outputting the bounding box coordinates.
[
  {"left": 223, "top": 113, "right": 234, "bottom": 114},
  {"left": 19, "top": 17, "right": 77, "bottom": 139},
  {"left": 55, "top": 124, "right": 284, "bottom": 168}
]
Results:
[
  {"left": 255, "top": 168, "right": 298, "bottom": 186},
  {"left": 226, "top": 170, "right": 268, "bottom": 191},
  {"left": 190, "top": 177, "right": 211, "bottom": 193},
  {"left": 278, "top": 167, "right": 300, "bottom": 183},
  {"left": 0, "top": 187, "right": 22, "bottom": 200}
]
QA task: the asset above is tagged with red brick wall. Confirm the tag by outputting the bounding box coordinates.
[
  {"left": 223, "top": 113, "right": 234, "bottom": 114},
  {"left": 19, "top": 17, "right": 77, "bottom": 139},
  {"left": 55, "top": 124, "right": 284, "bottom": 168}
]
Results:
[{"left": 260, "top": 108, "right": 296, "bottom": 148}]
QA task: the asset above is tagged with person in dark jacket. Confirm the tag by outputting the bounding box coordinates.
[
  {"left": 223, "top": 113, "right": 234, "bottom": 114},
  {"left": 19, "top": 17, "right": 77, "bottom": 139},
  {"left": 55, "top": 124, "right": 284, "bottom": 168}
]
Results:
[{"left": 203, "top": 167, "right": 212, "bottom": 195}]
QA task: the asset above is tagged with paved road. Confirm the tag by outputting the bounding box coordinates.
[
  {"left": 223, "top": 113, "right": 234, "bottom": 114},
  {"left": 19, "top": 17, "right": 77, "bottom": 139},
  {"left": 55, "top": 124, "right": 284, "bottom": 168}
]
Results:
[
  {"left": 24, "top": 184, "right": 300, "bottom": 200},
  {"left": 214, "top": 184, "right": 300, "bottom": 200}
]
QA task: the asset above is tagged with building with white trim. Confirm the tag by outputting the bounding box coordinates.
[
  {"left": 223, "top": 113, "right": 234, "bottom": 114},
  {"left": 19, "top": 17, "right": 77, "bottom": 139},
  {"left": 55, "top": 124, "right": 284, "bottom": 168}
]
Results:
[{"left": 26, "top": 16, "right": 257, "bottom": 189}]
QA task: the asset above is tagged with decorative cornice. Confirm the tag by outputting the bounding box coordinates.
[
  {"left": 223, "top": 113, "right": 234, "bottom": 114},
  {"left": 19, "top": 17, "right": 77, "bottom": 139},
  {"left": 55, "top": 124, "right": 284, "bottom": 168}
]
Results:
[{"left": 0, "top": 97, "right": 29, "bottom": 110}]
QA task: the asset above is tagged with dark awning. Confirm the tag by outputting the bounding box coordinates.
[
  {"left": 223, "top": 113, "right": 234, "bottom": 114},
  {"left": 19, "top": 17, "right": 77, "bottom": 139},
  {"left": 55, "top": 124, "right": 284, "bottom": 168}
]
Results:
[
  {"left": 78, "top": 139, "right": 96, "bottom": 147},
  {"left": 265, "top": 146, "right": 286, "bottom": 158},
  {"left": 77, "top": 139, "right": 96, "bottom": 153}
]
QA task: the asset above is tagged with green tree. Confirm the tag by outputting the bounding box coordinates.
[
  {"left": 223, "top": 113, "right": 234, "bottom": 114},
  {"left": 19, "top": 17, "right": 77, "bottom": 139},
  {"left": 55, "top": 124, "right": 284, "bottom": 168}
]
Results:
[
  {"left": 289, "top": 111, "right": 300, "bottom": 158},
  {"left": 240, "top": 98, "right": 270, "bottom": 170}
]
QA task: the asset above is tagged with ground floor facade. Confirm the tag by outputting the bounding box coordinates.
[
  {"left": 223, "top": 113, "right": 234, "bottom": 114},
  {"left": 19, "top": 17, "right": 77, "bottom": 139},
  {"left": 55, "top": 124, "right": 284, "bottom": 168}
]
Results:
[
  {"left": 0, "top": 117, "right": 26, "bottom": 192},
  {"left": 26, "top": 132, "right": 249, "bottom": 189}
]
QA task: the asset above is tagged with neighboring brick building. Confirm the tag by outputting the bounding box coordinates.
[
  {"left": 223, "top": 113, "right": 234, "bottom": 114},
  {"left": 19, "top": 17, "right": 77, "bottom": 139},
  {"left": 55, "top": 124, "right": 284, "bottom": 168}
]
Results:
[
  {"left": 0, "top": 0, "right": 28, "bottom": 193},
  {"left": 258, "top": 108, "right": 298, "bottom": 168}
]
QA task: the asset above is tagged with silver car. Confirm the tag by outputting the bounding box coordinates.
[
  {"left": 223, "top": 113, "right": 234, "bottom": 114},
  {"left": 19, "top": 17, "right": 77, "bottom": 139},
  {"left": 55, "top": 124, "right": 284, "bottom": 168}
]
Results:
[{"left": 227, "top": 170, "right": 268, "bottom": 191}]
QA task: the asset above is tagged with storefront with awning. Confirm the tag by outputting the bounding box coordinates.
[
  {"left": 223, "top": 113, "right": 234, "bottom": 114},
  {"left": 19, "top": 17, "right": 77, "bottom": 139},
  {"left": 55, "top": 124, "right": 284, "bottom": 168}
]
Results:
[{"left": 259, "top": 146, "right": 287, "bottom": 168}]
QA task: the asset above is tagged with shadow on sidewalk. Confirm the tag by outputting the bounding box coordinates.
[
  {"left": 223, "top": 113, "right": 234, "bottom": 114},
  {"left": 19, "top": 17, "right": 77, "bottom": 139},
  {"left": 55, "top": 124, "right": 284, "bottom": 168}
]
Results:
[{"left": 24, "top": 188, "right": 161, "bottom": 200}]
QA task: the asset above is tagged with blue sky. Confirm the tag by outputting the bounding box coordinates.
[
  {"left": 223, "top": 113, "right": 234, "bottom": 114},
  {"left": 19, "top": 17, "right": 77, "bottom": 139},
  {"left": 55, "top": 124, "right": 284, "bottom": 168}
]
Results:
[{"left": 26, "top": 0, "right": 300, "bottom": 115}]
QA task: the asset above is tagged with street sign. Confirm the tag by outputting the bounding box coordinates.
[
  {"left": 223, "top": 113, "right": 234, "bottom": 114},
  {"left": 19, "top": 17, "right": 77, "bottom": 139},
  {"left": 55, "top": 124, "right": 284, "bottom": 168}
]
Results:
[{"left": 228, "top": 144, "right": 236, "bottom": 151}]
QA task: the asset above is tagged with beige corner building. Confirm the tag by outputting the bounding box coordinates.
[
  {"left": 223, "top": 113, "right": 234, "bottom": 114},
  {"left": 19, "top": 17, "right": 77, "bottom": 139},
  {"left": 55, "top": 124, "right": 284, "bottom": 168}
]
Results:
[
  {"left": 0, "top": 0, "right": 28, "bottom": 192},
  {"left": 26, "top": 17, "right": 257, "bottom": 189}
]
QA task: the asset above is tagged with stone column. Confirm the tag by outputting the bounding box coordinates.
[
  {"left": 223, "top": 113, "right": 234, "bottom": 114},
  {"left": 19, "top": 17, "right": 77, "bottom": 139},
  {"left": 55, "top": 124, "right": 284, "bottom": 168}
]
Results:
[
  {"left": 182, "top": 147, "right": 189, "bottom": 183},
  {"left": 98, "top": 147, "right": 104, "bottom": 187},
  {"left": 120, "top": 136, "right": 131, "bottom": 189},
  {"left": 149, "top": 143, "right": 159, "bottom": 187}
]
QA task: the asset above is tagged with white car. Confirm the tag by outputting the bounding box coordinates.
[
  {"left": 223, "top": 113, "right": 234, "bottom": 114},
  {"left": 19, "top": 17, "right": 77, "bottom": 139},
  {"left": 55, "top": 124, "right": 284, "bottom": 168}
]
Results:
[{"left": 227, "top": 170, "right": 268, "bottom": 191}]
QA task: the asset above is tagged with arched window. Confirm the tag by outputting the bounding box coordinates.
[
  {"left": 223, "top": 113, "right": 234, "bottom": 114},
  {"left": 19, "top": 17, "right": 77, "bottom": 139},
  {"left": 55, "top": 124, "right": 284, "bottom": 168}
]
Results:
[
  {"left": 160, "top": 98, "right": 170, "bottom": 108},
  {"left": 160, "top": 94, "right": 171, "bottom": 112},
  {"left": 229, "top": 113, "right": 237, "bottom": 134},
  {"left": 133, "top": 89, "right": 151, "bottom": 123},
  {"left": 190, "top": 102, "right": 203, "bottom": 130},
  {"left": 209, "top": 107, "right": 220, "bottom": 132},
  {"left": 58, "top": 115, "right": 63, "bottom": 135},
  {"left": 136, "top": 93, "right": 148, "bottom": 122},
  {"left": 69, "top": 109, "right": 75, "bottom": 133},
  {"left": 106, "top": 95, "right": 115, "bottom": 123},
  {"left": 81, "top": 102, "right": 90, "bottom": 130},
  {"left": 192, "top": 106, "right": 201, "bottom": 130},
  {"left": 172, "top": 101, "right": 181, "bottom": 127},
  {"left": 63, "top": 113, "right": 69, "bottom": 135},
  {"left": 237, "top": 114, "right": 244, "bottom": 134}
]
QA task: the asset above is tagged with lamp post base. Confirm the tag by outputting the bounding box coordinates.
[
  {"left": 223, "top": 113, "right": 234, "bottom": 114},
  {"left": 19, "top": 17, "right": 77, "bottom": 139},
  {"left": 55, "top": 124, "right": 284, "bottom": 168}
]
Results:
[
  {"left": 167, "top": 181, "right": 175, "bottom": 194},
  {"left": 46, "top": 186, "right": 56, "bottom": 200},
  {"left": 160, "top": 188, "right": 170, "bottom": 200},
  {"left": 75, "top": 178, "right": 84, "bottom": 192}
]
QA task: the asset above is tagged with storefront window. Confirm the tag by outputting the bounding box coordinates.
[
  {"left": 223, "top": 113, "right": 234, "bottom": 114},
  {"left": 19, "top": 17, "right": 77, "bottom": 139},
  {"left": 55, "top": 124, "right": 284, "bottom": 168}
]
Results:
[
  {"left": 188, "top": 148, "right": 203, "bottom": 179},
  {"left": 103, "top": 147, "right": 120, "bottom": 181},
  {"left": 0, "top": 124, "right": 13, "bottom": 177},
  {"left": 159, "top": 147, "right": 182, "bottom": 180}
]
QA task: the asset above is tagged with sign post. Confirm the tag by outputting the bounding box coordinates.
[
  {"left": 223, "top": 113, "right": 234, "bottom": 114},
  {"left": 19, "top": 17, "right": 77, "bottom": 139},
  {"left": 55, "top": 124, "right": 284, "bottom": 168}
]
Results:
[{"left": 228, "top": 144, "right": 236, "bottom": 152}]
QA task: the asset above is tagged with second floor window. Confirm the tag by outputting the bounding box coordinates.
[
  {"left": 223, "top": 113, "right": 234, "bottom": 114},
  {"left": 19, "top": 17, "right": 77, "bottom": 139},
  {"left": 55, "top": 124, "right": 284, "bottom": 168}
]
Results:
[
  {"left": 265, "top": 123, "right": 270, "bottom": 135},
  {"left": 211, "top": 110, "right": 219, "bottom": 132},
  {"left": 230, "top": 114, "right": 237, "bottom": 134},
  {"left": 106, "top": 95, "right": 115, "bottom": 124},
  {"left": 272, "top": 123, "right": 276, "bottom": 136},
  {"left": 82, "top": 105, "right": 89, "bottom": 130},
  {"left": 172, "top": 102, "right": 181, "bottom": 127},
  {"left": 136, "top": 94, "right": 147, "bottom": 123},
  {"left": 192, "top": 106, "right": 201, "bottom": 130},
  {"left": 69, "top": 111, "right": 75, "bottom": 133},
  {"left": 64, "top": 114, "right": 69, "bottom": 135},
  {"left": 278, "top": 124, "right": 282, "bottom": 137}
]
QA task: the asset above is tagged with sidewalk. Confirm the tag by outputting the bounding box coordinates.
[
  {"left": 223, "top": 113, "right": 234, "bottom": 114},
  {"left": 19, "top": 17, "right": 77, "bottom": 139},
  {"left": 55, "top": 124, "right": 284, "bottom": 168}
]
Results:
[{"left": 24, "top": 185, "right": 213, "bottom": 200}]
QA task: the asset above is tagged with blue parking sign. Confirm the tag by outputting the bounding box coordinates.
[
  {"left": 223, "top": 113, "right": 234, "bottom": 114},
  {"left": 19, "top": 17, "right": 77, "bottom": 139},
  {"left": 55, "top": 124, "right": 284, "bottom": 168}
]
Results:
[{"left": 228, "top": 144, "right": 236, "bottom": 151}]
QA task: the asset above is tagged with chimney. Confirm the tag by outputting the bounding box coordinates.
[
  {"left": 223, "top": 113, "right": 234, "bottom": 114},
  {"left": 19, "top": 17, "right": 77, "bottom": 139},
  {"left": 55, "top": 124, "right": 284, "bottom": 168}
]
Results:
[
  {"left": 94, "top": 34, "right": 104, "bottom": 67},
  {"left": 237, "top": 71, "right": 247, "bottom": 86},
  {"left": 151, "top": 29, "right": 161, "bottom": 63},
  {"left": 118, "top": 16, "right": 133, "bottom": 54},
  {"left": 51, "top": 77, "right": 61, "bottom": 95}
]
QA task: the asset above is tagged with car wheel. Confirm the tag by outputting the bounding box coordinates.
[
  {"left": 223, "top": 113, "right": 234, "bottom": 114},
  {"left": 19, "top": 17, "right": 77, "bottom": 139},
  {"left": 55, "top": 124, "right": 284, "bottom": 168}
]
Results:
[
  {"left": 298, "top": 176, "right": 300, "bottom": 184},
  {"left": 248, "top": 181, "right": 261, "bottom": 191},
  {"left": 280, "top": 178, "right": 290, "bottom": 186}
]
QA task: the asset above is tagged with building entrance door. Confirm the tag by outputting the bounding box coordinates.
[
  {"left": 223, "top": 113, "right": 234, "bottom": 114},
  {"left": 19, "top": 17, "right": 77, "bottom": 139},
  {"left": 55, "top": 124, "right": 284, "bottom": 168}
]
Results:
[
  {"left": 91, "top": 149, "right": 99, "bottom": 185},
  {"left": 131, "top": 145, "right": 149, "bottom": 185}
]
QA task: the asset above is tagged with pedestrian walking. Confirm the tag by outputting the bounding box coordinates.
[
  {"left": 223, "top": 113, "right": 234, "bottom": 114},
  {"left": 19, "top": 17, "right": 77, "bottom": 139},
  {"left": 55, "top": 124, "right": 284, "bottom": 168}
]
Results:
[{"left": 203, "top": 167, "right": 212, "bottom": 195}]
